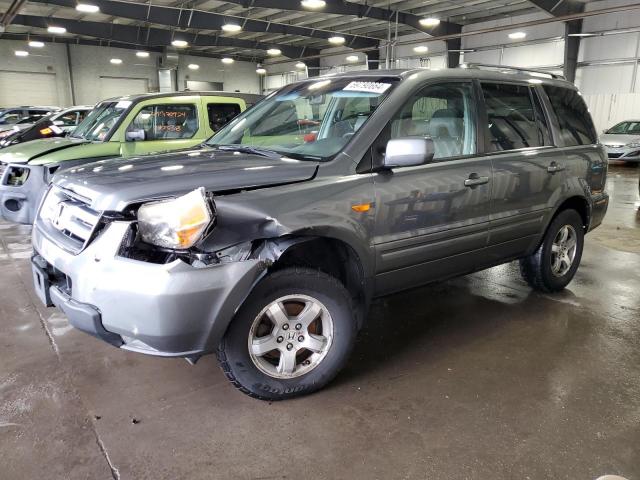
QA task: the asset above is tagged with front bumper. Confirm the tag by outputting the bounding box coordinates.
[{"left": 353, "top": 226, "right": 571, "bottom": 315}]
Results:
[
  {"left": 603, "top": 145, "right": 640, "bottom": 162},
  {"left": 0, "top": 163, "right": 47, "bottom": 224},
  {"left": 32, "top": 221, "right": 267, "bottom": 357}
]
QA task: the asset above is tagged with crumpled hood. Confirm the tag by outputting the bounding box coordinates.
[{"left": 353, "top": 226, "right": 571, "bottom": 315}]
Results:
[
  {"left": 53, "top": 148, "right": 319, "bottom": 212},
  {"left": 600, "top": 133, "right": 640, "bottom": 147},
  {"left": 0, "top": 137, "right": 90, "bottom": 164}
]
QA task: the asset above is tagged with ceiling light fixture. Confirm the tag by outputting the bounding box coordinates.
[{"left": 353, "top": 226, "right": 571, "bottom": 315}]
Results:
[
  {"left": 413, "top": 45, "right": 429, "bottom": 54},
  {"left": 296, "top": 62, "right": 306, "bottom": 69},
  {"left": 328, "top": 36, "right": 345, "bottom": 45},
  {"left": 172, "top": 39, "right": 188, "bottom": 47},
  {"left": 420, "top": 18, "right": 440, "bottom": 27},
  {"left": 221, "top": 57, "right": 234, "bottom": 64},
  {"left": 136, "top": 51, "right": 149, "bottom": 58},
  {"left": 567, "top": 32, "right": 598, "bottom": 37},
  {"left": 110, "top": 58, "right": 122, "bottom": 65},
  {"left": 15, "top": 50, "right": 29, "bottom": 57},
  {"left": 47, "top": 26, "right": 67, "bottom": 34},
  {"left": 188, "top": 63, "right": 200, "bottom": 70},
  {"left": 256, "top": 67, "right": 267, "bottom": 74},
  {"left": 267, "top": 48, "right": 282, "bottom": 56},
  {"left": 222, "top": 23, "right": 242, "bottom": 33},
  {"left": 28, "top": 40, "right": 45, "bottom": 48},
  {"left": 508, "top": 31, "right": 526, "bottom": 39},
  {"left": 76, "top": 3, "right": 100, "bottom": 13},
  {"left": 346, "top": 55, "right": 359, "bottom": 62},
  {"left": 301, "top": 0, "right": 326, "bottom": 9}
]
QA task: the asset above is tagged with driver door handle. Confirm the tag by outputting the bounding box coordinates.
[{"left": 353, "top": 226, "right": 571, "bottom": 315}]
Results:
[
  {"left": 464, "top": 173, "right": 489, "bottom": 187},
  {"left": 547, "top": 162, "right": 566, "bottom": 173}
]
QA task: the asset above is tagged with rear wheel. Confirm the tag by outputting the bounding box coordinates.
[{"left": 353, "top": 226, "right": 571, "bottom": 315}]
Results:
[
  {"left": 217, "top": 267, "right": 357, "bottom": 400},
  {"left": 519, "top": 209, "right": 585, "bottom": 293}
]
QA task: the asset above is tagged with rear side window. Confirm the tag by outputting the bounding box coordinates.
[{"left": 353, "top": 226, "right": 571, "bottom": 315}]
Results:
[
  {"left": 481, "top": 83, "right": 544, "bottom": 151},
  {"left": 543, "top": 85, "right": 597, "bottom": 146},
  {"left": 207, "top": 103, "right": 241, "bottom": 132},
  {"left": 128, "top": 104, "right": 198, "bottom": 140}
]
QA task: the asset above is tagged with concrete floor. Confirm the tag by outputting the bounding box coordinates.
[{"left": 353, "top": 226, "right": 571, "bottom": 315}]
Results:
[{"left": 1, "top": 164, "right": 639, "bottom": 480}]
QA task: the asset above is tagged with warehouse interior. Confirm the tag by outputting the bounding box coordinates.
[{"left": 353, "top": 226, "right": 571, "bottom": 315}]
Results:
[{"left": 0, "top": 0, "right": 639, "bottom": 479}]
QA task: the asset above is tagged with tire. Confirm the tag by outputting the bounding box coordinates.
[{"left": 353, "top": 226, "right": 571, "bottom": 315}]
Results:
[
  {"left": 519, "top": 209, "right": 585, "bottom": 293},
  {"left": 217, "top": 267, "right": 357, "bottom": 401}
]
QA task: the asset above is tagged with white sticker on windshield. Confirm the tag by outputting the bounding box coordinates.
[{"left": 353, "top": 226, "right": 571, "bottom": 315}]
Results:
[
  {"left": 115, "top": 100, "right": 132, "bottom": 109},
  {"left": 343, "top": 81, "right": 391, "bottom": 94}
]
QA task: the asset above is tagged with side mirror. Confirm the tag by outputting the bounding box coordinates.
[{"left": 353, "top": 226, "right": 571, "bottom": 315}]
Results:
[
  {"left": 383, "top": 137, "right": 435, "bottom": 169},
  {"left": 126, "top": 129, "right": 146, "bottom": 142}
]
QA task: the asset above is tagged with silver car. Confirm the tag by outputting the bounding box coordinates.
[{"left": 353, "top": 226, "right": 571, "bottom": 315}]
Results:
[{"left": 600, "top": 120, "right": 640, "bottom": 162}]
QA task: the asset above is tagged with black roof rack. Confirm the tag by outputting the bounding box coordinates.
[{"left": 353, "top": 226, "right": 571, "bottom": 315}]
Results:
[{"left": 459, "top": 63, "right": 565, "bottom": 80}]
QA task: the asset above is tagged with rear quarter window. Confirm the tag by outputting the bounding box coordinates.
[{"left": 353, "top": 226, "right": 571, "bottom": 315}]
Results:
[{"left": 543, "top": 85, "right": 597, "bottom": 146}]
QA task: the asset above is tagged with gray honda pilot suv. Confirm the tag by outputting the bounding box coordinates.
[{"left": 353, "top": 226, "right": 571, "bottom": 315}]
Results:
[{"left": 31, "top": 66, "right": 609, "bottom": 400}]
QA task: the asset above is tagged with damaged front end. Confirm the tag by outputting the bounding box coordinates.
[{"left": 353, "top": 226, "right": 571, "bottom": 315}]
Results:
[{"left": 33, "top": 185, "right": 303, "bottom": 361}]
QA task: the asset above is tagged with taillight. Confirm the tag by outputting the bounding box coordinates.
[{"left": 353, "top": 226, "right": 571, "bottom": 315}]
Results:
[{"left": 39, "top": 127, "right": 53, "bottom": 135}]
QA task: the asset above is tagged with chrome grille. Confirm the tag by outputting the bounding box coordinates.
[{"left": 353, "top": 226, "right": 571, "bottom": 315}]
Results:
[{"left": 38, "top": 186, "right": 102, "bottom": 254}]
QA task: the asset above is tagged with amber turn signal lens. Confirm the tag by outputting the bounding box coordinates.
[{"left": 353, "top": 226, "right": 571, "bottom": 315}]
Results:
[{"left": 351, "top": 203, "right": 372, "bottom": 212}]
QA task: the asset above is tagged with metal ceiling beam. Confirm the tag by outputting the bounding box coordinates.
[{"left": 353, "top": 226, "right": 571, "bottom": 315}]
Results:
[
  {"left": 0, "top": 31, "right": 264, "bottom": 61},
  {"left": 28, "top": 0, "right": 379, "bottom": 49},
  {"left": 11, "top": 14, "right": 320, "bottom": 58},
  {"left": 527, "top": 0, "right": 584, "bottom": 17},
  {"left": 220, "top": 0, "right": 462, "bottom": 37}
]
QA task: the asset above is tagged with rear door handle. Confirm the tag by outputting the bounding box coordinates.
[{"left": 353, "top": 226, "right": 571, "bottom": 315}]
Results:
[
  {"left": 464, "top": 174, "right": 489, "bottom": 187},
  {"left": 547, "top": 162, "right": 566, "bottom": 173}
]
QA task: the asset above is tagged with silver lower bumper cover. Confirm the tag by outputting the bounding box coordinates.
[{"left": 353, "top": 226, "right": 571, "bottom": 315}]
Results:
[{"left": 32, "top": 221, "right": 267, "bottom": 357}]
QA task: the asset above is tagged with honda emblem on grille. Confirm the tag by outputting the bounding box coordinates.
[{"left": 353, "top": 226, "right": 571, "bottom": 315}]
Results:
[{"left": 52, "top": 202, "right": 66, "bottom": 228}]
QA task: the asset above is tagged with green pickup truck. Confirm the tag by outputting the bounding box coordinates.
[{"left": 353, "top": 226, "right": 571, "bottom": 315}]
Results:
[{"left": 0, "top": 91, "right": 262, "bottom": 224}]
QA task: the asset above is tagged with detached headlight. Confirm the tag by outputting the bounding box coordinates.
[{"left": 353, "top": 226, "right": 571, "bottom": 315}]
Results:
[
  {"left": 626, "top": 142, "right": 640, "bottom": 148},
  {"left": 137, "top": 187, "right": 214, "bottom": 249}
]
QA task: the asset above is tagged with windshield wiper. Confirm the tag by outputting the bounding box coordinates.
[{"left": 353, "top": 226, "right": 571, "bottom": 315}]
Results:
[{"left": 213, "top": 144, "right": 282, "bottom": 159}]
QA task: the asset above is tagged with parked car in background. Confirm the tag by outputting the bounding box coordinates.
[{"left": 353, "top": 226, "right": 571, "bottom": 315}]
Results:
[
  {"left": 0, "top": 106, "right": 60, "bottom": 133},
  {"left": 0, "top": 105, "right": 93, "bottom": 148},
  {"left": 600, "top": 120, "right": 640, "bottom": 163},
  {"left": 0, "top": 91, "right": 262, "bottom": 224},
  {"left": 30, "top": 67, "right": 608, "bottom": 400}
]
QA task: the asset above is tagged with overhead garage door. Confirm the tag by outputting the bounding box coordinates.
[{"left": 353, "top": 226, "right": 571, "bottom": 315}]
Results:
[
  {"left": 99, "top": 76, "right": 149, "bottom": 99},
  {"left": 0, "top": 71, "right": 59, "bottom": 106}
]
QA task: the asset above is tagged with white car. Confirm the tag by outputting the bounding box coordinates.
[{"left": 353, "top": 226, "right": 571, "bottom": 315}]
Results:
[{"left": 599, "top": 120, "right": 640, "bottom": 163}]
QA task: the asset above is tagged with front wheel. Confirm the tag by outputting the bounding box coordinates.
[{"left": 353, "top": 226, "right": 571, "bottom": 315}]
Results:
[
  {"left": 519, "top": 209, "right": 585, "bottom": 293},
  {"left": 217, "top": 267, "right": 357, "bottom": 400}
]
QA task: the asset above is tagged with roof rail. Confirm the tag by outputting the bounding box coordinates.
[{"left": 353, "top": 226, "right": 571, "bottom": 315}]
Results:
[{"left": 459, "top": 63, "right": 565, "bottom": 80}]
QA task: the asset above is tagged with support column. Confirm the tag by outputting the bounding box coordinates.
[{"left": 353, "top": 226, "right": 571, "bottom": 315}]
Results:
[
  {"left": 306, "top": 57, "right": 321, "bottom": 77},
  {"left": 446, "top": 38, "right": 462, "bottom": 68},
  {"left": 564, "top": 20, "right": 582, "bottom": 83},
  {"left": 367, "top": 48, "right": 380, "bottom": 71}
]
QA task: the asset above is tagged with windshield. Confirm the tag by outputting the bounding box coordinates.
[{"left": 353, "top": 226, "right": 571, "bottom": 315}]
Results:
[
  {"left": 207, "top": 76, "right": 398, "bottom": 161},
  {"left": 607, "top": 121, "right": 640, "bottom": 135},
  {"left": 0, "top": 110, "right": 23, "bottom": 125},
  {"left": 71, "top": 101, "right": 130, "bottom": 141}
]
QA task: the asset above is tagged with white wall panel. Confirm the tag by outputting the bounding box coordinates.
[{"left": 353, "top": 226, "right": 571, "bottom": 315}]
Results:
[
  {"left": 462, "top": 49, "right": 502, "bottom": 65},
  {"left": 0, "top": 71, "right": 59, "bottom": 106},
  {"left": 501, "top": 41, "right": 564, "bottom": 67},
  {"left": 579, "top": 33, "right": 639, "bottom": 62},
  {"left": 98, "top": 77, "right": 149, "bottom": 99},
  {"left": 576, "top": 64, "right": 635, "bottom": 94},
  {"left": 583, "top": 93, "right": 640, "bottom": 131},
  {"left": 0, "top": 40, "right": 71, "bottom": 107}
]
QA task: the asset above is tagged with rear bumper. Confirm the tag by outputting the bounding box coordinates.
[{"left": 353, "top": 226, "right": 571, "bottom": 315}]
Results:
[
  {"left": 0, "top": 164, "right": 46, "bottom": 225},
  {"left": 32, "top": 221, "right": 267, "bottom": 357},
  {"left": 588, "top": 191, "right": 609, "bottom": 231}
]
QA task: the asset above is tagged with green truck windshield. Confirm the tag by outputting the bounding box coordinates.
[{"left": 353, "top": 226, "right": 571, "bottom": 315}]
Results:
[{"left": 71, "top": 101, "right": 130, "bottom": 141}]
